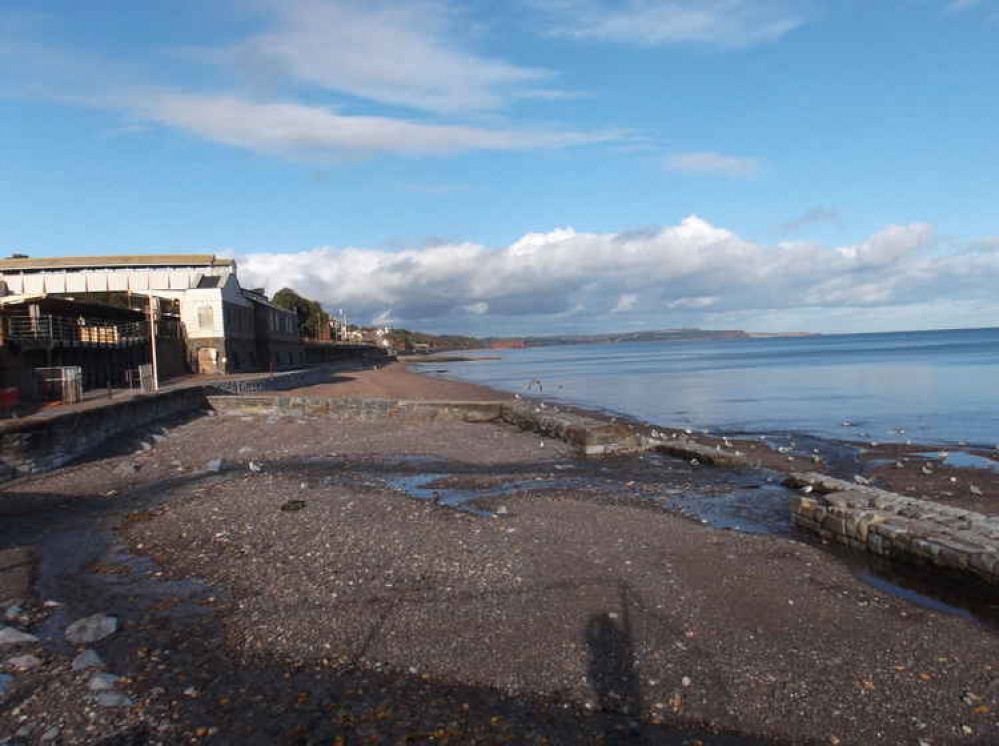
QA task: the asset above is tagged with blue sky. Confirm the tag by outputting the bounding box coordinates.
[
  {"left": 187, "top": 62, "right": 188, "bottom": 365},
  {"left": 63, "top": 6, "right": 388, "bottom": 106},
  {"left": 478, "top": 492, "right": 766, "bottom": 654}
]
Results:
[{"left": 1, "top": 0, "right": 997, "bottom": 335}]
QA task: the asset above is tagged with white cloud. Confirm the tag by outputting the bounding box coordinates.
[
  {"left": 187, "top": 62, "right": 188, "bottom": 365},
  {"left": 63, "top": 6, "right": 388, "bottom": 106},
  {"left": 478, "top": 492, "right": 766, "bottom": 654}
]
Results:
[
  {"left": 532, "top": 0, "right": 803, "bottom": 47},
  {"left": 231, "top": 216, "right": 999, "bottom": 335},
  {"left": 121, "top": 91, "right": 620, "bottom": 159},
  {"left": 224, "top": 0, "right": 556, "bottom": 113},
  {"left": 612, "top": 293, "right": 638, "bottom": 312},
  {"left": 664, "top": 151, "right": 763, "bottom": 177},
  {"left": 667, "top": 296, "right": 718, "bottom": 309}
]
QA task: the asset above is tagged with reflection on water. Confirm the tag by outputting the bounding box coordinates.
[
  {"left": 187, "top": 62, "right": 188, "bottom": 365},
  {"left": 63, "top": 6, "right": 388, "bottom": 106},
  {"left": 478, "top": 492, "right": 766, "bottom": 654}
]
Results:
[{"left": 428, "top": 327, "right": 999, "bottom": 446}]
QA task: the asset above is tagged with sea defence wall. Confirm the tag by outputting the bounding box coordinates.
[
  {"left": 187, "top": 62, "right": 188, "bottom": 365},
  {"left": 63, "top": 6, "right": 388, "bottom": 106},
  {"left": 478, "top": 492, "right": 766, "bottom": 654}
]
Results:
[
  {"left": 787, "top": 472, "right": 999, "bottom": 585},
  {"left": 205, "top": 395, "right": 761, "bottom": 463},
  {"left": 0, "top": 387, "right": 207, "bottom": 481}
]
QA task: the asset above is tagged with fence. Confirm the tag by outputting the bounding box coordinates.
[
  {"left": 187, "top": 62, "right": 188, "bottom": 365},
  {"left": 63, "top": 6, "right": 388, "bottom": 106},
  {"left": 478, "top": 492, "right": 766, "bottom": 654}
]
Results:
[
  {"left": 3, "top": 314, "right": 147, "bottom": 347},
  {"left": 33, "top": 366, "right": 83, "bottom": 404}
]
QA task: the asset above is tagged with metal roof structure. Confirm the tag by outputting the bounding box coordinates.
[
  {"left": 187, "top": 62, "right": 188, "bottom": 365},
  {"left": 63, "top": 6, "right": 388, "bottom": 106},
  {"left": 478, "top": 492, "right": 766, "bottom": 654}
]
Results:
[{"left": 0, "top": 254, "right": 234, "bottom": 272}]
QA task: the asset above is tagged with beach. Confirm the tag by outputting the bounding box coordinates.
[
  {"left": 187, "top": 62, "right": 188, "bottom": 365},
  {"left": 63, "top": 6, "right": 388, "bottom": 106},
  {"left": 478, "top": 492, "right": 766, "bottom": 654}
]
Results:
[{"left": 2, "top": 363, "right": 999, "bottom": 744}]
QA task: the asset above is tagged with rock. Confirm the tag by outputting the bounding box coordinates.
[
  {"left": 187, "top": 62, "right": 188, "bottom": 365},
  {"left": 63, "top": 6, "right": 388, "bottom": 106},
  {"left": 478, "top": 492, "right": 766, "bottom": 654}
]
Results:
[
  {"left": 853, "top": 475, "right": 871, "bottom": 486},
  {"left": 40, "top": 726, "right": 60, "bottom": 742},
  {"left": 970, "top": 485, "right": 983, "bottom": 496},
  {"left": 72, "top": 649, "right": 105, "bottom": 671},
  {"left": 88, "top": 672, "right": 119, "bottom": 691},
  {"left": 205, "top": 458, "right": 224, "bottom": 472},
  {"left": 94, "top": 691, "right": 133, "bottom": 707},
  {"left": 6, "top": 655, "right": 41, "bottom": 671},
  {"left": 0, "top": 627, "right": 38, "bottom": 646},
  {"left": 152, "top": 434, "right": 167, "bottom": 443},
  {"left": 248, "top": 461, "right": 262, "bottom": 473},
  {"left": 280, "top": 500, "right": 307, "bottom": 512},
  {"left": 3, "top": 606, "right": 23, "bottom": 622},
  {"left": 139, "top": 441, "right": 152, "bottom": 451},
  {"left": 495, "top": 505, "right": 509, "bottom": 515},
  {"left": 0, "top": 673, "right": 12, "bottom": 696},
  {"left": 65, "top": 613, "right": 118, "bottom": 644}
]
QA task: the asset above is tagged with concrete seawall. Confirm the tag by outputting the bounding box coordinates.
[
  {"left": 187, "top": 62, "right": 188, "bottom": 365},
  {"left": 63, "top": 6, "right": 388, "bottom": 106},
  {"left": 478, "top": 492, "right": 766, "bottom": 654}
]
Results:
[
  {"left": 0, "top": 387, "right": 207, "bottom": 480},
  {"left": 787, "top": 472, "right": 999, "bottom": 585}
]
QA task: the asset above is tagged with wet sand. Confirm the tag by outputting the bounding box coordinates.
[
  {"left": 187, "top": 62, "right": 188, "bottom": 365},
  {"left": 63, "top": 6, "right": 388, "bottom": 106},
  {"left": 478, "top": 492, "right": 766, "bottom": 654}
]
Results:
[{"left": 2, "top": 365, "right": 999, "bottom": 743}]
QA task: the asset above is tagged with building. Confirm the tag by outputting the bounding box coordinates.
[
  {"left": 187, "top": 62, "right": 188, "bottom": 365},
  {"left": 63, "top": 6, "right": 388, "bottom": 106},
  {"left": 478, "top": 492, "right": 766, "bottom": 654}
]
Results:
[
  {"left": 0, "top": 254, "right": 301, "bottom": 376},
  {"left": 242, "top": 289, "right": 304, "bottom": 371}
]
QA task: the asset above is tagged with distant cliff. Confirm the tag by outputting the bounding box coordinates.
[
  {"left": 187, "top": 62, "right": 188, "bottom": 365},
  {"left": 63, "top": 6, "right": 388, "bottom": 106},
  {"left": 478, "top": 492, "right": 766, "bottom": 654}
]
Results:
[{"left": 484, "top": 328, "right": 815, "bottom": 348}]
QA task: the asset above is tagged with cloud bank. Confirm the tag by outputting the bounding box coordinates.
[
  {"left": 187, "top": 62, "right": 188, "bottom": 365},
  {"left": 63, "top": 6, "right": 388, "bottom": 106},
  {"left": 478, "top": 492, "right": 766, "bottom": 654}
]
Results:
[
  {"left": 531, "top": 0, "right": 805, "bottom": 47},
  {"left": 234, "top": 216, "right": 999, "bottom": 334}
]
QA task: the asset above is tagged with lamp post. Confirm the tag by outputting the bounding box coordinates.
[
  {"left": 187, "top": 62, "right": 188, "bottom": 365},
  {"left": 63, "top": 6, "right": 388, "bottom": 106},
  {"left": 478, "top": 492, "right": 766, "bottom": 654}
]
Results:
[{"left": 148, "top": 296, "right": 159, "bottom": 392}]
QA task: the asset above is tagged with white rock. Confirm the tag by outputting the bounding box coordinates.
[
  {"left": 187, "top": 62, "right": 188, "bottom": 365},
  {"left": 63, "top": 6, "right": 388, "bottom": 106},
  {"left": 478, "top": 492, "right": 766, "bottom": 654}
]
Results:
[
  {"left": 88, "top": 672, "right": 119, "bottom": 691},
  {"left": 65, "top": 614, "right": 118, "bottom": 644},
  {"left": 6, "top": 654, "right": 42, "bottom": 671},
  {"left": 94, "top": 691, "right": 133, "bottom": 707},
  {"left": 0, "top": 627, "right": 38, "bottom": 646},
  {"left": 72, "top": 649, "right": 105, "bottom": 671}
]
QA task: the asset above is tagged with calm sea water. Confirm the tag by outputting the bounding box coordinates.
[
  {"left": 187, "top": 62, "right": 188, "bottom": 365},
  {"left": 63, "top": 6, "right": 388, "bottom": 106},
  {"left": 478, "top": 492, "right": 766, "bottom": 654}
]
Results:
[{"left": 420, "top": 328, "right": 999, "bottom": 447}]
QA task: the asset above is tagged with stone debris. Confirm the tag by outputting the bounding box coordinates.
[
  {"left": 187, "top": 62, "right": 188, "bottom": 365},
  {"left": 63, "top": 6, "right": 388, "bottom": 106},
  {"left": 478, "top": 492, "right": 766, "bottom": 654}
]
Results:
[
  {"left": 65, "top": 613, "right": 118, "bottom": 644},
  {"left": 0, "top": 626, "right": 38, "bottom": 646},
  {"left": 40, "top": 726, "right": 61, "bottom": 742},
  {"left": 71, "top": 649, "right": 104, "bottom": 671}
]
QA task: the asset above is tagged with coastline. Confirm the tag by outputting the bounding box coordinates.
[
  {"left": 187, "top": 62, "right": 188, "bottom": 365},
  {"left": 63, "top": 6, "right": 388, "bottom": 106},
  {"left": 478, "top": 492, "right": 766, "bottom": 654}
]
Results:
[
  {"left": 402, "top": 361, "right": 999, "bottom": 513},
  {"left": 2, "top": 361, "right": 999, "bottom": 743}
]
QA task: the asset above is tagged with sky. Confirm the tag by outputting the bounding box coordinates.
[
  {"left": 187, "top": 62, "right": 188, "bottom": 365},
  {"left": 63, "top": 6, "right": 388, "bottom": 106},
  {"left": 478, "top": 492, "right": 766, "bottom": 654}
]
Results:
[{"left": 1, "top": 0, "right": 997, "bottom": 336}]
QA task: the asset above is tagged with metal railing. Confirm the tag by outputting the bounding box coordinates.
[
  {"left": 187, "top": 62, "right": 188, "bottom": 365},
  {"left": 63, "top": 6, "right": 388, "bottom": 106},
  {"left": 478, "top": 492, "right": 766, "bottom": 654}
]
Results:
[{"left": 2, "top": 314, "right": 148, "bottom": 347}]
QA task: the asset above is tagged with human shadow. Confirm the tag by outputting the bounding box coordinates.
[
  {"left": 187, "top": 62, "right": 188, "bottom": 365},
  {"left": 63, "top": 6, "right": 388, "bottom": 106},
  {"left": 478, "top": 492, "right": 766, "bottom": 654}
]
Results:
[{"left": 586, "top": 583, "right": 643, "bottom": 741}]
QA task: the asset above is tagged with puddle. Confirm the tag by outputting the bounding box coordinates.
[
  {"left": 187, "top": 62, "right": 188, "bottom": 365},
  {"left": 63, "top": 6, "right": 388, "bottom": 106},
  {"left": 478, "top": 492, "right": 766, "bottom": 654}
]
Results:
[
  {"left": 822, "top": 544, "right": 999, "bottom": 629},
  {"left": 853, "top": 572, "right": 976, "bottom": 621},
  {"left": 661, "top": 484, "right": 795, "bottom": 536},
  {"left": 381, "top": 473, "right": 572, "bottom": 517},
  {"left": 916, "top": 451, "right": 999, "bottom": 471},
  {"left": 35, "top": 529, "right": 215, "bottom": 649},
  {"left": 729, "top": 431, "right": 866, "bottom": 480}
]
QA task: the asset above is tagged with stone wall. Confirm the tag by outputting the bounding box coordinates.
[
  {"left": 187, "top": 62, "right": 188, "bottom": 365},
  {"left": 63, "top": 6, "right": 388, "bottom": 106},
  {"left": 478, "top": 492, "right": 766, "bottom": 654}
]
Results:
[
  {"left": 787, "top": 472, "right": 999, "bottom": 585},
  {"left": 0, "top": 387, "right": 207, "bottom": 481}
]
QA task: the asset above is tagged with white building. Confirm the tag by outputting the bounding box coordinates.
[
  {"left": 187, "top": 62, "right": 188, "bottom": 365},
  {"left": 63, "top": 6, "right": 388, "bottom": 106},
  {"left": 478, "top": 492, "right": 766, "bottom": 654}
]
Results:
[{"left": 0, "top": 254, "right": 300, "bottom": 374}]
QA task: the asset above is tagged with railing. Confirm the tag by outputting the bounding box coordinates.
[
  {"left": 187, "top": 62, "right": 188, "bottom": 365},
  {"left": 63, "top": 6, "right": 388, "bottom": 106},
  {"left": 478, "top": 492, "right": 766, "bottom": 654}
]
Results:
[{"left": 3, "top": 314, "right": 149, "bottom": 347}]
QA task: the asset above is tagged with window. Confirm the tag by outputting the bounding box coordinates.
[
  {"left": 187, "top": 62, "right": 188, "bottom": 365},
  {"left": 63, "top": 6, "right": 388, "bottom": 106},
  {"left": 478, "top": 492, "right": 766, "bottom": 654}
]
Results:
[{"left": 198, "top": 305, "right": 214, "bottom": 331}]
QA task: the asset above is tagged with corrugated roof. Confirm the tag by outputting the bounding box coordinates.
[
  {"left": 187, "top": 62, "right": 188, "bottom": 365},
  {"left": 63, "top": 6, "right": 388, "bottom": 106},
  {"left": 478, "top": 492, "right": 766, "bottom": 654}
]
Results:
[{"left": 0, "top": 254, "right": 234, "bottom": 272}]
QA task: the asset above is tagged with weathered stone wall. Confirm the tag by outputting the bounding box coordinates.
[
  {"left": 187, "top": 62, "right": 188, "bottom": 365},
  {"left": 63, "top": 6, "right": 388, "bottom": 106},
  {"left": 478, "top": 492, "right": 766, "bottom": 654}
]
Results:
[
  {"left": 202, "top": 367, "right": 350, "bottom": 396},
  {"left": 207, "top": 396, "right": 506, "bottom": 424},
  {"left": 787, "top": 472, "right": 999, "bottom": 584},
  {"left": 0, "top": 387, "right": 207, "bottom": 481}
]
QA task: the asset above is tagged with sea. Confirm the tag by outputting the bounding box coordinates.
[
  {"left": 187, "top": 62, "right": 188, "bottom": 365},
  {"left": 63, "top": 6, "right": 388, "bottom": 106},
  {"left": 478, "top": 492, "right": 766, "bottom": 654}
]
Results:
[{"left": 418, "top": 327, "right": 999, "bottom": 448}]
